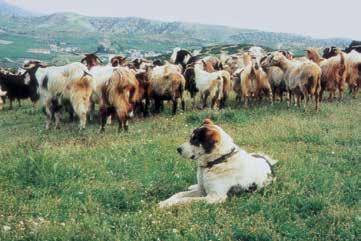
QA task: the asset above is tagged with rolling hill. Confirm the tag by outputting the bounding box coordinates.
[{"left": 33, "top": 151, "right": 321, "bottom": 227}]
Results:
[{"left": 0, "top": 0, "right": 353, "bottom": 67}]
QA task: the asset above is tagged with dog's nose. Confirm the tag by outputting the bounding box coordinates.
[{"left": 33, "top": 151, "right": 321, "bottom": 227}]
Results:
[{"left": 177, "top": 147, "right": 182, "bottom": 154}]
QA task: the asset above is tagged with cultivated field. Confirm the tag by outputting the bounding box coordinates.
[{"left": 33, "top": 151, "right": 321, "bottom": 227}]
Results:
[{"left": 0, "top": 97, "right": 360, "bottom": 240}]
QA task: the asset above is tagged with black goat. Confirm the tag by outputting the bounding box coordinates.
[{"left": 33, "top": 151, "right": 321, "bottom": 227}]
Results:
[{"left": 0, "top": 63, "right": 43, "bottom": 109}]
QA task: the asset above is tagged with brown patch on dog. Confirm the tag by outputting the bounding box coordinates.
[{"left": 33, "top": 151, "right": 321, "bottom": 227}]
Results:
[{"left": 190, "top": 125, "right": 220, "bottom": 154}]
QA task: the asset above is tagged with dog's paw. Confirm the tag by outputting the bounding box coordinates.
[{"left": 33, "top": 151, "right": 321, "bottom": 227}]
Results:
[
  {"left": 188, "top": 184, "right": 198, "bottom": 191},
  {"left": 158, "top": 200, "right": 171, "bottom": 209}
]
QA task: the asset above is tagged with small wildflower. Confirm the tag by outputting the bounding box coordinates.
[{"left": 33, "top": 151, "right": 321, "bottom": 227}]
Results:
[{"left": 3, "top": 225, "right": 11, "bottom": 231}]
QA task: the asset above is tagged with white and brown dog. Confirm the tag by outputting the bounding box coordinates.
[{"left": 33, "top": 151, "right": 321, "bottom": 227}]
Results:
[{"left": 159, "top": 119, "right": 278, "bottom": 208}]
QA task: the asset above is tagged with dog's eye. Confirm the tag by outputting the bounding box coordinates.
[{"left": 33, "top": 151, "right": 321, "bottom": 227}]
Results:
[{"left": 190, "top": 133, "right": 201, "bottom": 146}]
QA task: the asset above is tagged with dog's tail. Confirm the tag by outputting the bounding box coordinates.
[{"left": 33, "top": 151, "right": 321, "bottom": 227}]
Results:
[{"left": 251, "top": 153, "right": 279, "bottom": 166}]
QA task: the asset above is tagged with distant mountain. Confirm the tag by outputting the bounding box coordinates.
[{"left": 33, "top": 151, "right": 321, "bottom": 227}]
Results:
[
  {"left": 0, "top": 1, "right": 353, "bottom": 66},
  {"left": 0, "top": 0, "right": 35, "bottom": 17}
]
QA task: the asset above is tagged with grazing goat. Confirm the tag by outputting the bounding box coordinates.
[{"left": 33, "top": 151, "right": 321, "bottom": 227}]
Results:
[
  {"left": 248, "top": 46, "right": 266, "bottom": 61},
  {"left": 145, "top": 63, "right": 186, "bottom": 114},
  {"left": 38, "top": 63, "right": 93, "bottom": 130},
  {"left": 88, "top": 64, "right": 118, "bottom": 121},
  {"left": 110, "top": 55, "right": 127, "bottom": 67},
  {"left": 343, "top": 50, "right": 361, "bottom": 97},
  {"left": 99, "top": 67, "right": 140, "bottom": 132},
  {"left": 323, "top": 46, "right": 340, "bottom": 59},
  {"left": 201, "top": 56, "right": 223, "bottom": 72},
  {"left": 306, "top": 48, "right": 346, "bottom": 101},
  {"left": 170, "top": 48, "right": 199, "bottom": 69},
  {"left": 222, "top": 54, "right": 245, "bottom": 75},
  {"left": 261, "top": 56, "right": 286, "bottom": 102},
  {"left": 344, "top": 41, "right": 361, "bottom": 53},
  {"left": 184, "top": 63, "right": 227, "bottom": 109},
  {"left": 264, "top": 52, "right": 322, "bottom": 111},
  {"left": 81, "top": 52, "right": 103, "bottom": 69},
  {"left": 0, "top": 62, "right": 43, "bottom": 109},
  {"left": 234, "top": 53, "right": 273, "bottom": 108}
]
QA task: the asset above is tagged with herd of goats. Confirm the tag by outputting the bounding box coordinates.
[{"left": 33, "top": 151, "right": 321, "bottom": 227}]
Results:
[{"left": 0, "top": 41, "right": 360, "bottom": 131}]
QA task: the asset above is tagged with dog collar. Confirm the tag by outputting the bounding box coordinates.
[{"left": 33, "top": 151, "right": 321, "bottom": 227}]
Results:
[{"left": 203, "top": 147, "right": 238, "bottom": 169}]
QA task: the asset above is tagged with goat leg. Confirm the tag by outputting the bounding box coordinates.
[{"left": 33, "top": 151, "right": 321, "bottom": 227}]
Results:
[
  {"left": 172, "top": 98, "right": 178, "bottom": 115},
  {"left": 89, "top": 101, "right": 95, "bottom": 122},
  {"left": 54, "top": 112, "right": 61, "bottom": 129},
  {"left": 315, "top": 93, "right": 320, "bottom": 112},
  {"left": 99, "top": 106, "right": 108, "bottom": 133}
]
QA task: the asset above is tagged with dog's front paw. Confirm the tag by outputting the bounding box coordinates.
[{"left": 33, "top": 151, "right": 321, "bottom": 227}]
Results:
[
  {"left": 158, "top": 200, "right": 172, "bottom": 209},
  {"left": 188, "top": 184, "right": 198, "bottom": 191}
]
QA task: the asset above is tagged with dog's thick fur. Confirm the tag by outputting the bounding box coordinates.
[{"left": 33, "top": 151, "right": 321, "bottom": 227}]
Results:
[{"left": 159, "top": 119, "right": 277, "bottom": 208}]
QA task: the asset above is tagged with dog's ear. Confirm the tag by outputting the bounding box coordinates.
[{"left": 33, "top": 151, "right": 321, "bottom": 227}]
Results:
[
  {"left": 203, "top": 119, "right": 214, "bottom": 125},
  {"left": 191, "top": 126, "right": 220, "bottom": 154}
]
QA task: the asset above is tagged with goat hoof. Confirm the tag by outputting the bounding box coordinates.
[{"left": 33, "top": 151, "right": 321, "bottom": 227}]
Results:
[{"left": 98, "top": 128, "right": 105, "bottom": 134}]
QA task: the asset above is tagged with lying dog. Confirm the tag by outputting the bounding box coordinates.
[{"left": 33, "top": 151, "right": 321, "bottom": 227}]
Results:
[{"left": 159, "top": 119, "right": 278, "bottom": 208}]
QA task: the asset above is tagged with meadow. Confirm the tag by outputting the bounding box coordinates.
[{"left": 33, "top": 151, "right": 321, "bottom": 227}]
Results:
[{"left": 0, "top": 97, "right": 360, "bottom": 240}]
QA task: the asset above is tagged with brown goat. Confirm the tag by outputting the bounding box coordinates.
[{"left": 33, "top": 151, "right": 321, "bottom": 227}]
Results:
[
  {"left": 264, "top": 52, "right": 322, "bottom": 111},
  {"left": 110, "top": 56, "right": 128, "bottom": 67},
  {"left": 306, "top": 48, "right": 346, "bottom": 101},
  {"left": 99, "top": 67, "right": 140, "bottom": 132},
  {"left": 146, "top": 64, "right": 186, "bottom": 114},
  {"left": 237, "top": 53, "right": 273, "bottom": 108},
  {"left": 343, "top": 51, "right": 361, "bottom": 97},
  {"left": 81, "top": 52, "right": 103, "bottom": 69}
]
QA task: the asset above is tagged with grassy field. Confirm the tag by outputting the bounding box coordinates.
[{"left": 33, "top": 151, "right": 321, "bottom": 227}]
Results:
[{"left": 0, "top": 97, "right": 360, "bottom": 241}]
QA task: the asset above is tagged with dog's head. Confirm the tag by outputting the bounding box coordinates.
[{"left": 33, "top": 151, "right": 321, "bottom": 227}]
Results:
[{"left": 177, "top": 119, "right": 235, "bottom": 161}]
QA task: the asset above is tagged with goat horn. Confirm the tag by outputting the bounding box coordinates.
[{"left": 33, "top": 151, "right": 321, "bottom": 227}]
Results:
[{"left": 96, "top": 56, "right": 103, "bottom": 64}]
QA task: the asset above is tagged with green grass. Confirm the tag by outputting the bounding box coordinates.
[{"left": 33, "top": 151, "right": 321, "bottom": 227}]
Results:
[{"left": 0, "top": 97, "right": 360, "bottom": 240}]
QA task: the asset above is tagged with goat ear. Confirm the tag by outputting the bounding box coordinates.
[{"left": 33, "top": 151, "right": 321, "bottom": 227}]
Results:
[
  {"left": 203, "top": 119, "right": 214, "bottom": 125},
  {"left": 96, "top": 56, "right": 103, "bottom": 64},
  {"left": 81, "top": 58, "right": 86, "bottom": 64}
]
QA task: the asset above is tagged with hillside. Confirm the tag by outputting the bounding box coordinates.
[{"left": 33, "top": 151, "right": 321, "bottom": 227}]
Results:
[
  {"left": 0, "top": 1, "right": 353, "bottom": 67},
  {"left": 0, "top": 0, "right": 35, "bottom": 17}
]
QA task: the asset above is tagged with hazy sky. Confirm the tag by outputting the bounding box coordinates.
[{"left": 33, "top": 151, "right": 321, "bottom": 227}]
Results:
[{"left": 6, "top": 0, "right": 361, "bottom": 39}]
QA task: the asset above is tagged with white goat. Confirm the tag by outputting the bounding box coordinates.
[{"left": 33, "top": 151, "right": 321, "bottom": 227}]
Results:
[
  {"left": 186, "top": 64, "right": 224, "bottom": 109},
  {"left": 38, "top": 62, "right": 93, "bottom": 129},
  {"left": 88, "top": 64, "right": 118, "bottom": 120}
]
